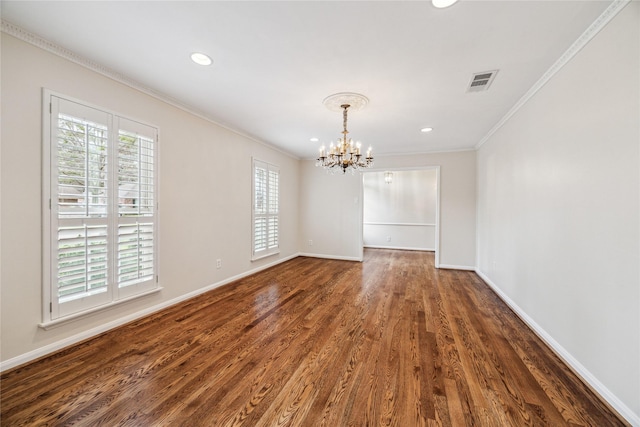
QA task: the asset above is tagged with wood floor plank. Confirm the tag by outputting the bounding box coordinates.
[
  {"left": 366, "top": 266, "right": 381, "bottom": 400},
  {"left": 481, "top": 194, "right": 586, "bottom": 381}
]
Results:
[{"left": 0, "top": 249, "right": 628, "bottom": 426}]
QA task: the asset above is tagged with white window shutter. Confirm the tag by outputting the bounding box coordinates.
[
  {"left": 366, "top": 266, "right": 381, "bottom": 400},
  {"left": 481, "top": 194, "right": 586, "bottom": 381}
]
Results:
[
  {"left": 45, "top": 93, "right": 158, "bottom": 321},
  {"left": 57, "top": 224, "right": 109, "bottom": 301},
  {"left": 252, "top": 159, "right": 279, "bottom": 259},
  {"left": 116, "top": 118, "right": 157, "bottom": 296}
]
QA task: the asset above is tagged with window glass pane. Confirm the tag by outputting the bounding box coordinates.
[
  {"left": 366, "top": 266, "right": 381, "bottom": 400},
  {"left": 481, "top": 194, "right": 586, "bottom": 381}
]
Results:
[
  {"left": 268, "top": 170, "right": 278, "bottom": 214},
  {"left": 57, "top": 114, "right": 108, "bottom": 218},
  {"left": 254, "top": 166, "right": 267, "bottom": 214},
  {"left": 118, "top": 130, "right": 154, "bottom": 217}
]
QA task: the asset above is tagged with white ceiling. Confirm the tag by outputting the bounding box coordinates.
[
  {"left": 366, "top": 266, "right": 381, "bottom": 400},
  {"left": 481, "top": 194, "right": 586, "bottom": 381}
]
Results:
[{"left": 1, "top": 1, "right": 612, "bottom": 159}]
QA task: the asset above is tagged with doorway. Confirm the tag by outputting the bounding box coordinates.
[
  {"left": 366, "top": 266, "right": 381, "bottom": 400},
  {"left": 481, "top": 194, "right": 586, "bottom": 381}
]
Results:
[{"left": 362, "top": 167, "right": 440, "bottom": 266}]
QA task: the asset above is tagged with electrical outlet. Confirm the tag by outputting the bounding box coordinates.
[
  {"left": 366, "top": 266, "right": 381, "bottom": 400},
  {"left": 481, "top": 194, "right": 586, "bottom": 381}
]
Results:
[
  {"left": 216, "top": 259, "right": 222, "bottom": 269},
  {"left": 308, "top": 240, "right": 313, "bottom": 246},
  {"left": 387, "top": 236, "right": 391, "bottom": 242}
]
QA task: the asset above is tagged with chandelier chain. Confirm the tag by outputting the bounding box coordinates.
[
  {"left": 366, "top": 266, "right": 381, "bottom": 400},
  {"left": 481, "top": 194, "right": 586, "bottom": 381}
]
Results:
[{"left": 342, "top": 104, "right": 349, "bottom": 134}]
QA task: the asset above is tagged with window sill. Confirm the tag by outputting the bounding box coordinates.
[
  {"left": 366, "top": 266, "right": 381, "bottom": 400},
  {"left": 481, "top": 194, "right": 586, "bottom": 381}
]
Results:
[
  {"left": 39, "top": 287, "right": 163, "bottom": 330},
  {"left": 251, "top": 251, "right": 280, "bottom": 262}
]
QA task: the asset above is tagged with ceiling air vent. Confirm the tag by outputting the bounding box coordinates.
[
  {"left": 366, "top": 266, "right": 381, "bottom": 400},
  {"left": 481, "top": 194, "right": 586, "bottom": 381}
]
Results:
[{"left": 467, "top": 70, "right": 498, "bottom": 93}]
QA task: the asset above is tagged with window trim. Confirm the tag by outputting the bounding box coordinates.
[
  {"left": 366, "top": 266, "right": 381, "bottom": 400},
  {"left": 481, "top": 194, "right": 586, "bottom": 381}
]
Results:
[
  {"left": 41, "top": 89, "right": 160, "bottom": 326},
  {"left": 251, "top": 158, "right": 279, "bottom": 261}
]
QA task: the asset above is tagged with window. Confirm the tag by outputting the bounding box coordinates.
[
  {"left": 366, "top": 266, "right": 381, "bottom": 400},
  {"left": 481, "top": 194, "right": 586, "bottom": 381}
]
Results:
[
  {"left": 252, "top": 159, "right": 279, "bottom": 260},
  {"left": 43, "top": 92, "right": 158, "bottom": 322}
]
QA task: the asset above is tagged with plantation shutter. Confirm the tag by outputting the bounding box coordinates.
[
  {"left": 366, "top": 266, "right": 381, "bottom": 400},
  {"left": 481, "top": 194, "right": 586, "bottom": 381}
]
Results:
[
  {"left": 252, "top": 159, "right": 279, "bottom": 259},
  {"left": 46, "top": 94, "right": 158, "bottom": 321},
  {"left": 267, "top": 168, "right": 279, "bottom": 249},
  {"left": 116, "top": 118, "right": 157, "bottom": 298},
  {"left": 254, "top": 163, "right": 267, "bottom": 253},
  {"left": 51, "top": 98, "right": 113, "bottom": 317}
]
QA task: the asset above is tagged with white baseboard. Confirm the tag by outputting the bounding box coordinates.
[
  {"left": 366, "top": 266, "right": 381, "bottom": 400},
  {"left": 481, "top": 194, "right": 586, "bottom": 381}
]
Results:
[
  {"left": 438, "top": 264, "right": 476, "bottom": 271},
  {"left": 364, "top": 245, "right": 435, "bottom": 252},
  {"left": 0, "top": 253, "right": 300, "bottom": 373},
  {"left": 475, "top": 269, "right": 639, "bottom": 427},
  {"left": 298, "top": 252, "right": 363, "bottom": 262}
]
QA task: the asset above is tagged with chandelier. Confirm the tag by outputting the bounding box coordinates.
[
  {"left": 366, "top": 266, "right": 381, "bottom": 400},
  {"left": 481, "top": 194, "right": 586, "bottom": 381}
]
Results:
[{"left": 316, "top": 93, "right": 373, "bottom": 174}]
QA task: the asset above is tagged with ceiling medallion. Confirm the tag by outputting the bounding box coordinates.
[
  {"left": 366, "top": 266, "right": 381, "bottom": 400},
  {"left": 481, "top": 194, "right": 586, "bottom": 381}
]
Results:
[{"left": 316, "top": 92, "right": 373, "bottom": 174}]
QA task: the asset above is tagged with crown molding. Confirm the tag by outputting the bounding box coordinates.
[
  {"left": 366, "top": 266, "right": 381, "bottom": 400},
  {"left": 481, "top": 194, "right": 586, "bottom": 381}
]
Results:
[
  {"left": 475, "top": 0, "right": 631, "bottom": 150},
  {"left": 0, "top": 20, "right": 300, "bottom": 161},
  {"left": 2, "top": 0, "right": 629, "bottom": 161},
  {"left": 1, "top": 20, "right": 149, "bottom": 94}
]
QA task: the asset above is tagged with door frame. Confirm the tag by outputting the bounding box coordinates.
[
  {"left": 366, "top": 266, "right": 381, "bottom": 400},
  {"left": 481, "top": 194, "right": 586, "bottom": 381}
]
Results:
[{"left": 360, "top": 166, "right": 441, "bottom": 268}]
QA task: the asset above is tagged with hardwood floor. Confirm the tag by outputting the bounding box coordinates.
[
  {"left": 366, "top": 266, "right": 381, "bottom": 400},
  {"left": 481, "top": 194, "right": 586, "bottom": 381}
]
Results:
[{"left": 1, "top": 249, "right": 627, "bottom": 426}]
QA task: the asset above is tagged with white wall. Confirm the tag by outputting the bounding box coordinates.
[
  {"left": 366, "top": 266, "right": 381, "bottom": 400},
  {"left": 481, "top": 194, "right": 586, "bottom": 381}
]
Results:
[
  {"left": 476, "top": 3, "right": 639, "bottom": 423},
  {"left": 0, "top": 34, "right": 299, "bottom": 364},
  {"left": 298, "top": 162, "right": 363, "bottom": 260},
  {"left": 363, "top": 169, "right": 437, "bottom": 251},
  {"left": 299, "top": 150, "right": 476, "bottom": 268},
  {"left": 373, "top": 152, "right": 476, "bottom": 269}
]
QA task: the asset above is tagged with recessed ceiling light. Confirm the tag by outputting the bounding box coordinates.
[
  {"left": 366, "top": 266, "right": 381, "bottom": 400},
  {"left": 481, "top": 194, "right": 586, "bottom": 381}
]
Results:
[
  {"left": 310, "top": 137, "right": 319, "bottom": 142},
  {"left": 190, "top": 52, "right": 212, "bottom": 66},
  {"left": 432, "top": 0, "right": 458, "bottom": 8},
  {"left": 421, "top": 127, "right": 433, "bottom": 133}
]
